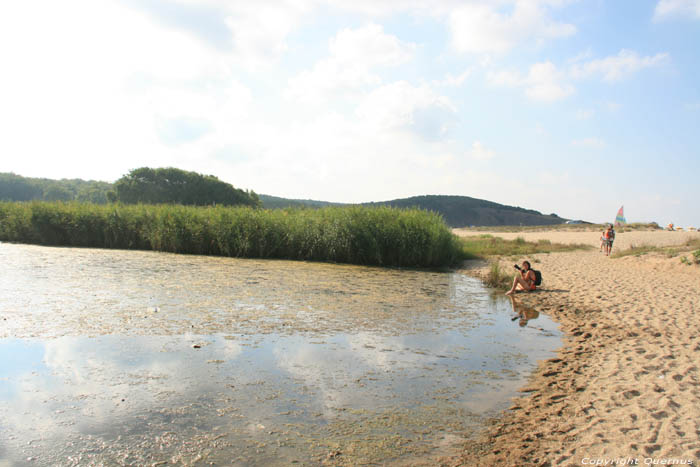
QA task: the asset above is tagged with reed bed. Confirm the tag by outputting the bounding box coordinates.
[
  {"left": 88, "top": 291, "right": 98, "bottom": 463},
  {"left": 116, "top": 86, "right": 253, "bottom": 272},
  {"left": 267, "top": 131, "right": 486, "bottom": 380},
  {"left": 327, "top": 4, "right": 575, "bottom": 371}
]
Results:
[
  {"left": 0, "top": 202, "right": 461, "bottom": 268},
  {"left": 459, "top": 234, "right": 591, "bottom": 258}
]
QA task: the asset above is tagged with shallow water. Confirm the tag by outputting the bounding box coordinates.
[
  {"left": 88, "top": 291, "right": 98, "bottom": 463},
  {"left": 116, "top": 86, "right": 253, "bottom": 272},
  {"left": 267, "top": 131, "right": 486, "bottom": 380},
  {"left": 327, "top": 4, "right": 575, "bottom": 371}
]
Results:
[{"left": 0, "top": 243, "right": 560, "bottom": 466}]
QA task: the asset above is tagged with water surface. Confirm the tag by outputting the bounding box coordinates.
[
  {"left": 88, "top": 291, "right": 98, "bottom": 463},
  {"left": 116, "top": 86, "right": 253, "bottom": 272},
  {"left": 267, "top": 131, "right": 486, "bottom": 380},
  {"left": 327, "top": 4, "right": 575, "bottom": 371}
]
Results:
[{"left": 0, "top": 244, "right": 560, "bottom": 465}]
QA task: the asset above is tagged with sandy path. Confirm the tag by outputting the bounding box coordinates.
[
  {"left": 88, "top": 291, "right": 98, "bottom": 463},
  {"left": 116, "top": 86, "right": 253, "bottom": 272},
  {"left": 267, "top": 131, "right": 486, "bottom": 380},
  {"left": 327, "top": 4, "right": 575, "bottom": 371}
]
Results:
[{"left": 448, "top": 230, "right": 700, "bottom": 466}]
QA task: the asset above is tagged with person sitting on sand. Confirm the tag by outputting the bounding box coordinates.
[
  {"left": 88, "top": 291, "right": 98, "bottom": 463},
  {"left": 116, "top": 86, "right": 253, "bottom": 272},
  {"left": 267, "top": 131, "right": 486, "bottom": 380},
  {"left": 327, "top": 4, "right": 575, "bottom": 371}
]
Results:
[{"left": 505, "top": 260, "right": 537, "bottom": 295}]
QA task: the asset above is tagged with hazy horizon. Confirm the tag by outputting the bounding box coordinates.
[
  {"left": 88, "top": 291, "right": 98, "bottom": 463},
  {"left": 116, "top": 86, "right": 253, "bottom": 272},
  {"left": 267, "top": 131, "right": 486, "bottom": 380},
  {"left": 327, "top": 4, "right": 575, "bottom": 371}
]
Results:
[{"left": 1, "top": 1, "right": 698, "bottom": 226}]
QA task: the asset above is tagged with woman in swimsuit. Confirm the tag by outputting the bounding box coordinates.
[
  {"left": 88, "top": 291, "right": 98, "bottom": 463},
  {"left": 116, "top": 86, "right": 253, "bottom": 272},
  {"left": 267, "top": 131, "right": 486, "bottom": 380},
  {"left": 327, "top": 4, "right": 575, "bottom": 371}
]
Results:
[{"left": 505, "top": 260, "right": 537, "bottom": 295}]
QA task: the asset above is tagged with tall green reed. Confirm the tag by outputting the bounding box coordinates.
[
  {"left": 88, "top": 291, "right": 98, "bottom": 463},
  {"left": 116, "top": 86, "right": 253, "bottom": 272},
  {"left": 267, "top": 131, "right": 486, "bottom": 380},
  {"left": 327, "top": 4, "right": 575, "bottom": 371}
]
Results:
[{"left": 0, "top": 202, "right": 461, "bottom": 268}]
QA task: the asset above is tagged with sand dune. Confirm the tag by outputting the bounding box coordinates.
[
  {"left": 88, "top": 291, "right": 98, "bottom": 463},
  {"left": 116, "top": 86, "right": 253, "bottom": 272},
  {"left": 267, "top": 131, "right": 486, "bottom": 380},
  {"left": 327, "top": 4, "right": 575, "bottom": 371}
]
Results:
[{"left": 449, "top": 230, "right": 700, "bottom": 466}]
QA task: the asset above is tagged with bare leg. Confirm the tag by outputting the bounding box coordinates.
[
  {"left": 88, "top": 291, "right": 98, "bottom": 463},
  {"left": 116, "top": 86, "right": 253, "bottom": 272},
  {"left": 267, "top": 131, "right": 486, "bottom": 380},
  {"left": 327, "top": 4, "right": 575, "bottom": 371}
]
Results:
[{"left": 506, "top": 274, "right": 531, "bottom": 295}]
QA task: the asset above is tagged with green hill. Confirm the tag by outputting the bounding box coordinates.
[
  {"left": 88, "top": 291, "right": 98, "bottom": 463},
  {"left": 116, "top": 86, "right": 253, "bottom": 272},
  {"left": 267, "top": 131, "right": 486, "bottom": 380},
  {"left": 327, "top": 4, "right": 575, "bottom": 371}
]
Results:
[
  {"left": 257, "top": 194, "right": 340, "bottom": 209},
  {"left": 0, "top": 172, "right": 113, "bottom": 204},
  {"left": 1, "top": 172, "right": 565, "bottom": 227},
  {"left": 364, "top": 195, "right": 563, "bottom": 227},
  {"left": 259, "top": 194, "right": 564, "bottom": 227}
]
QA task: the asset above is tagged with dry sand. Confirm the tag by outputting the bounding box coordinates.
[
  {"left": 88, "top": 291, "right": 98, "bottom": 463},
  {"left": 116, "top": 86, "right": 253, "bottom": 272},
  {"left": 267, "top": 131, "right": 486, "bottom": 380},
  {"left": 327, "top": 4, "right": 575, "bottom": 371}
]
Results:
[{"left": 448, "top": 229, "right": 700, "bottom": 466}]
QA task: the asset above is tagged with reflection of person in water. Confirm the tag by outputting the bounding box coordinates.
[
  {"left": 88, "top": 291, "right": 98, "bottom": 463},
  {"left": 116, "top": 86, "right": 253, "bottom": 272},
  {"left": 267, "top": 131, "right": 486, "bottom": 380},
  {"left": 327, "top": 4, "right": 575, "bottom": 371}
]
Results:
[{"left": 509, "top": 296, "right": 539, "bottom": 327}]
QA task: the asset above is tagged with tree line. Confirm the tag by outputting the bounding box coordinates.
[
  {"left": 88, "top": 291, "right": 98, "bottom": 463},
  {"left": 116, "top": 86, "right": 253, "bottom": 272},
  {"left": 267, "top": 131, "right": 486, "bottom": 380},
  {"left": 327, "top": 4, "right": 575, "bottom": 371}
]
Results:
[{"left": 0, "top": 168, "right": 259, "bottom": 207}]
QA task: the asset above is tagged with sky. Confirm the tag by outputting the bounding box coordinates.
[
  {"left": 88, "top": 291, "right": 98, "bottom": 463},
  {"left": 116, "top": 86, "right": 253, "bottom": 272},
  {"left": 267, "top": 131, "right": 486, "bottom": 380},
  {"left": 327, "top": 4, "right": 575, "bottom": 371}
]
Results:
[{"left": 1, "top": 0, "right": 698, "bottom": 226}]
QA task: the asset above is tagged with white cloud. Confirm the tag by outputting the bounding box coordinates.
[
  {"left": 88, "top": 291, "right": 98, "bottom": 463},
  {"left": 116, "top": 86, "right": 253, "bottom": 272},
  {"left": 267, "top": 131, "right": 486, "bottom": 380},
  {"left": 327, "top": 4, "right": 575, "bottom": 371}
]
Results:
[
  {"left": 488, "top": 61, "right": 574, "bottom": 101},
  {"left": 569, "top": 49, "right": 669, "bottom": 82},
  {"left": 126, "top": 0, "right": 310, "bottom": 68},
  {"left": 488, "top": 49, "right": 667, "bottom": 101},
  {"left": 604, "top": 101, "right": 621, "bottom": 112},
  {"left": 224, "top": 3, "right": 311, "bottom": 68},
  {"left": 653, "top": 0, "right": 700, "bottom": 21},
  {"left": 571, "top": 137, "right": 606, "bottom": 148},
  {"left": 535, "top": 122, "right": 549, "bottom": 136},
  {"left": 433, "top": 68, "right": 475, "bottom": 87},
  {"left": 468, "top": 141, "right": 496, "bottom": 160},
  {"left": 285, "top": 24, "right": 415, "bottom": 103},
  {"left": 576, "top": 109, "right": 594, "bottom": 119},
  {"left": 537, "top": 171, "right": 570, "bottom": 185},
  {"left": 449, "top": 0, "right": 576, "bottom": 54},
  {"left": 487, "top": 69, "right": 523, "bottom": 87},
  {"left": 355, "top": 81, "right": 457, "bottom": 139},
  {"left": 0, "top": 0, "right": 260, "bottom": 182},
  {"left": 524, "top": 61, "right": 575, "bottom": 100},
  {"left": 204, "top": 83, "right": 460, "bottom": 201}
]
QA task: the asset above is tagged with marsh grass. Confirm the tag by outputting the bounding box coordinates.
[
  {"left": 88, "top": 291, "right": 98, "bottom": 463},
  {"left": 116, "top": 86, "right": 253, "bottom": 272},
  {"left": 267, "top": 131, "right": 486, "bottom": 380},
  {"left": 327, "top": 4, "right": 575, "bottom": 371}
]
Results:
[
  {"left": 612, "top": 238, "right": 700, "bottom": 260},
  {"left": 0, "top": 202, "right": 461, "bottom": 268},
  {"left": 690, "top": 250, "right": 700, "bottom": 265},
  {"left": 459, "top": 235, "right": 590, "bottom": 291},
  {"left": 485, "top": 262, "right": 514, "bottom": 289},
  {"left": 459, "top": 234, "right": 591, "bottom": 258}
]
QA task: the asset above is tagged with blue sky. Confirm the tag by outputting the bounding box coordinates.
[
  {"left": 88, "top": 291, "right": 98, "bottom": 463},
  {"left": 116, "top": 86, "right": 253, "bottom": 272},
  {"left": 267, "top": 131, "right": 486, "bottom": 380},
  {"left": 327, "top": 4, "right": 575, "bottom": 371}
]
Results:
[{"left": 1, "top": 0, "right": 698, "bottom": 225}]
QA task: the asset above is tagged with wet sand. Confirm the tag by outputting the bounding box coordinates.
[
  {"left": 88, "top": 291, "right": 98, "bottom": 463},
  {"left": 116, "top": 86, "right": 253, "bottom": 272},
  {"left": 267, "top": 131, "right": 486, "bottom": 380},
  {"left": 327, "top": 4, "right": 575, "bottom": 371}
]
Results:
[{"left": 449, "top": 230, "right": 700, "bottom": 466}]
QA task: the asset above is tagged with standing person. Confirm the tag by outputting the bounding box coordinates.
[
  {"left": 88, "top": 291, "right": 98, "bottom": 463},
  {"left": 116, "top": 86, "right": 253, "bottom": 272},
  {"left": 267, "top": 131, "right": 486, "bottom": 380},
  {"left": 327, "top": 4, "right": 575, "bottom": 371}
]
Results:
[
  {"left": 603, "top": 224, "right": 615, "bottom": 256},
  {"left": 506, "top": 260, "right": 537, "bottom": 295},
  {"left": 600, "top": 226, "right": 607, "bottom": 252}
]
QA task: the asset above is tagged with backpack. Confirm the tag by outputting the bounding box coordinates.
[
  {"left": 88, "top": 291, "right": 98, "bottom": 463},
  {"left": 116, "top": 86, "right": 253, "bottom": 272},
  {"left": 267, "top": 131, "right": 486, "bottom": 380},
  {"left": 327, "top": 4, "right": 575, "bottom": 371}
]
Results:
[{"left": 533, "top": 269, "right": 542, "bottom": 286}]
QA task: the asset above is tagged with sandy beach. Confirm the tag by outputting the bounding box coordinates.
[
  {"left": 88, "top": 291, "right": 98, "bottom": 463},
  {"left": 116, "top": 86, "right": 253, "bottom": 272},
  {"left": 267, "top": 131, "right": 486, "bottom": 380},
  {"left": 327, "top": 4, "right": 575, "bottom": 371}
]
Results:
[{"left": 449, "top": 229, "right": 700, "bottom": 466}]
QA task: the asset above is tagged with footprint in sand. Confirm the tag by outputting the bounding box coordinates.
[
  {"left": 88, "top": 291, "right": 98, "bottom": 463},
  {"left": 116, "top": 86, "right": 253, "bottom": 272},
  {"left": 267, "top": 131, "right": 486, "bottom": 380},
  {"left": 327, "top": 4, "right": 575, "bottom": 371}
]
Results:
[
  {"left": 651, "top": 410, "right": 669, "bottom": 420},
  {"left": 644, "top": 444, "right": 661, "bottom": 455}
]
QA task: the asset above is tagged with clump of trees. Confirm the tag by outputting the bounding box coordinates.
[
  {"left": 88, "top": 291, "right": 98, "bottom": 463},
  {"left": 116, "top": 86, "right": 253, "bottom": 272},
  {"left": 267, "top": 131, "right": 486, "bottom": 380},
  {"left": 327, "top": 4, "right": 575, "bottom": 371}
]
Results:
[
  {"left": 0, "top": 168, "right": 259, "bottom": 208},
  {"left": 0, "top": 173, "right": 113, "bottom": 203},
  {"left": 112, "top": 167, "right": 259, "bottom": 207}
]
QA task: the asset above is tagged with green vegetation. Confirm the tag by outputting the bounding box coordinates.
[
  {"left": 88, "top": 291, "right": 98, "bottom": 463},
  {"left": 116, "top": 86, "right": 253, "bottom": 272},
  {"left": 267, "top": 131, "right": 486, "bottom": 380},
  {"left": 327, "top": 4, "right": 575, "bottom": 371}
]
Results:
[
  {"left": 458, "top": 234, "right": 591, "bottom": 258},
  {"left": 2, "top": 172, "right": 574, "bottom": 228},
  {"left": 1, "top": 169, "right": 259, "bottom": 208},
  {"left": 484, "top": 262, "right": 514, "bottom": 289},
  {"left": 612, "top": 238, "right": 700, "bottom": 260},
  {"left": 365, "top": 195, "right": 564, "bottom": 228},
  {"left": 258, "top": 194, "right": 340, "bottom": 209},
  {"left": 113, "top": 167, "right": 259, "bottom": 207},
  {"left": 463, "top": 222, "right": 662, "bottom": 233},
  {"left": 0, "top": 172, "right": 113, "bottom": 203},
  {"left": 457, "top": 234, "right": 592, "bottom": 290},
  {"left": 611, "top": 244, "right": 658, "bottom": 258},
  {"left": 0, "top": 202, "right": 460, "bottom": 268},
  {"left": 259, "top": 194, "right": 568, "bottom": 228},
  {"left": 613, "top": 222, "right": 662, "bottom": 233}
]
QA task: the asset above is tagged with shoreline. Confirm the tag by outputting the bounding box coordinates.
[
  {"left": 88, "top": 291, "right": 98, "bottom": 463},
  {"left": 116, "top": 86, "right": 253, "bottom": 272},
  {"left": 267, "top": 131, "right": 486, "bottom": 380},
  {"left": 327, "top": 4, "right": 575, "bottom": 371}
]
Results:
[{"left": 445, "top": 230, "right": 700, "bottom": 466}]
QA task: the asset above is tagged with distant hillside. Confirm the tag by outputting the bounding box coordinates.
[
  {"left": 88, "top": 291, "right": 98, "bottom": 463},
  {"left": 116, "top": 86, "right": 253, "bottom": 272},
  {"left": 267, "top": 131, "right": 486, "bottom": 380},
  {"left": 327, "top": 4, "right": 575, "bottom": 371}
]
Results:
[
  {"left": 257, "top": 194, "right": 341, "bottom": 209},
  {"left": 363, "top": 195, "right": 564, "bottom": 227},
  {"left": 1, "top": 170, "right": 257, "bottom": 207},
  {"left": 0, "top": 172, "right": 113, "bottom": 204},
  {"left": 260, "top": 193, "right": 564, "bottom": 227},
  {"left": 1, "top": 173, "right": 565, "bottom": 227}
]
